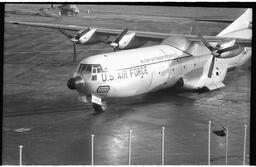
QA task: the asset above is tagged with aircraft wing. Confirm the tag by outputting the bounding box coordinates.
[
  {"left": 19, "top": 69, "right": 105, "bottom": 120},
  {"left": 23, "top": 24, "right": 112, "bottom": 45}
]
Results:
[{"left": 6, "top": 21, "right": 251, "bottom": 46}]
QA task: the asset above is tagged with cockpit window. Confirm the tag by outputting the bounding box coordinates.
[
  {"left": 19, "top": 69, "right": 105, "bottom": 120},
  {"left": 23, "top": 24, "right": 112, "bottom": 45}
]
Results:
[
  {"left": 78, "top": 64, "right": 87, "bottom": 73},
  {"left": 78, "top": 64, "right": 103, "bottom": 75},
  {"left": 85, "top": 65, "right": 92, "bottom": 74},
  {"left": 78, "top": 64, "right": 91, "bottom": 73},
  {"left": 97, "top": 68, "right": 102, "bottom": 73},
  {"left": 92, "top": 64, "right": 103, "bottom": 74},
  {"left": 92, "top": 68, "right": 97, "bottom": 73}
]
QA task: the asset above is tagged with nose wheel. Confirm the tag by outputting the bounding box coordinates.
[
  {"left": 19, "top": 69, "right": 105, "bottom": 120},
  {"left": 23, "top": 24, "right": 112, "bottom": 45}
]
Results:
[{"left": 93, "top": 101, "right": 107, "bottom": 112}]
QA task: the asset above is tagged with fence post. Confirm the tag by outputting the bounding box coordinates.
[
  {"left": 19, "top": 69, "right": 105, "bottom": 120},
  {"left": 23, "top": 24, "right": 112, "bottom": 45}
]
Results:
[
  {"left": 208, "top": 121, "right": 211, "bottom": 165},
  {"left": 128, "top": 130, "right": 132, "bottom": 165},
  {"left": 162, "top": 126, "right": 165, "bottom": 165},
  {"left": 243, "top": 125, "right": 247, "bottom": 165},
  {"left": 225, "top": 127, "right": 228, "bottom": 165},
  {"left": 19, "top": 145, "right": 23, "bottom": 166},
  {"left": 91, "top": 134, "right": 94, "bottom": 165}
]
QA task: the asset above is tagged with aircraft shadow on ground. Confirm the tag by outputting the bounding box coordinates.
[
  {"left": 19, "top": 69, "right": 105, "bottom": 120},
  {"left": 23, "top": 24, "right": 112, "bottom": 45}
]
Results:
[{"left": 107, "top": 87, "right": 200, "bottom": 110}]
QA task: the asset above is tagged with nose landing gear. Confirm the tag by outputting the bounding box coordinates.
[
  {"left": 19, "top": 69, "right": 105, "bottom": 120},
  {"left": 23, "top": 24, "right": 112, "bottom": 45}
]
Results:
[
  {"left": 91, "top": 94, "right": 107, "bottom": 112},
  {"left": 93, "top": 101, "right": 107, "bottom": 112}
]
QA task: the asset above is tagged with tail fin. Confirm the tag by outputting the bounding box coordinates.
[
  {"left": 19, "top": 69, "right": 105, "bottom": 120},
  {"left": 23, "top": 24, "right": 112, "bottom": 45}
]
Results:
[{"left": 217, "top": 9, "right": 252, "bottom": 39}]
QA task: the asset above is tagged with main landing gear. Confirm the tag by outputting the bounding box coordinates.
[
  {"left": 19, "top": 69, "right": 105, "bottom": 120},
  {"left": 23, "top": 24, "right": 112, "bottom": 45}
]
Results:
[{"left": 93, "top": 101, "right": 107, "bottom": 112}]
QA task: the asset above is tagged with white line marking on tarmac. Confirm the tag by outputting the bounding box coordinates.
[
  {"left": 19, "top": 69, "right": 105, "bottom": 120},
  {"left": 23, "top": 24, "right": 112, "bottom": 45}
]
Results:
[{"left": 5, "top": 49, "right": 110, "bottom": 54}]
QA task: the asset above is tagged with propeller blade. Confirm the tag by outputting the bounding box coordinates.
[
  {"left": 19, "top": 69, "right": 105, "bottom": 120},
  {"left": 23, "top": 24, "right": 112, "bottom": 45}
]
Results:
[
  {"left": 217, "top": 45, "right": 239, "bottom": 54},
  {"left": 208, "top": 56, "right": 215, "bottom": 78},
  {"left": 58, "top": 28, "right": 73, "bottom": 39},
  {"left": 198, "top": 34, "right": 215, "bottom": 51},
  {"left": 73, "top": 42, "right": 77, "bottom": 62},
  {"left": 113, "top": 28, "right": 129, "bottom": 43}
]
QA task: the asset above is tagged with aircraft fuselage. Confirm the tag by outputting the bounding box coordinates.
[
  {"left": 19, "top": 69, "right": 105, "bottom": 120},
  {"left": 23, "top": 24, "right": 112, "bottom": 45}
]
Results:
[{"left": 70, "top": 44, "right": 251, "bottom": 101}]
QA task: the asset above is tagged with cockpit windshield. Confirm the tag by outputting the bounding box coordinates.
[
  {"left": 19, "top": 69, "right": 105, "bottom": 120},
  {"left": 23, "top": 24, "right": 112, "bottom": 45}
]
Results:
[
  {"left": 78, "top": 64, "right": 91, "bottom": 74},
  {"left": 77, "top": 64, "right": 103, "bottom": 74}
]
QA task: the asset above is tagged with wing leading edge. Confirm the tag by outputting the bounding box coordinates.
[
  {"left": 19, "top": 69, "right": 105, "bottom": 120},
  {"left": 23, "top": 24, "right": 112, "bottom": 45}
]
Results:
[{"left": 6, "top": 20, "right": 251, "bottom": 47}]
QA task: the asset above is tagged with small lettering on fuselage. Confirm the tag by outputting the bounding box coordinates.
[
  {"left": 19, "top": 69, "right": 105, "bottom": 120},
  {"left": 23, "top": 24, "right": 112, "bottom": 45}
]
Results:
[
  {"left": 140, "top": 54, "right": 173, "bottom": 64},
  {"left": 101, "top": 65, "right": 148, "bottom": 82}
]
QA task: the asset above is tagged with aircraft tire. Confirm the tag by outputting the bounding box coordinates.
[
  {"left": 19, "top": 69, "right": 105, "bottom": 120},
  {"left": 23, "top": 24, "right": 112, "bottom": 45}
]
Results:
[{"left": 101, "top": 101, "right": 107, "bottom": 112}]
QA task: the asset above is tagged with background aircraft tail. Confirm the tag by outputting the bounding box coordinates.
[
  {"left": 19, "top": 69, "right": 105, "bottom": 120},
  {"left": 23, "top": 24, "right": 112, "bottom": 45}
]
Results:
[{"left": 217, "top": 9, "right": 252, "bottom": 39}]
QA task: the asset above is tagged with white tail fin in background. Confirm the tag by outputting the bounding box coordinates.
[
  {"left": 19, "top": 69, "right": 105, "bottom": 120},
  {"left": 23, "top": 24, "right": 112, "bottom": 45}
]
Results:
[{"left": 217, "top": 9, "right": 252, "bottom": 39}]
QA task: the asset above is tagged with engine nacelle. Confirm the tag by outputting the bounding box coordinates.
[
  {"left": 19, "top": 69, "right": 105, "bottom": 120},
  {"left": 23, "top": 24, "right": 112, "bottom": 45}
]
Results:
[
  {"left": 215, "top": 39, "right": 241, "bottom": 58},
  {"left": 77, "top": 28, "right": 100, "bottom": 45},
  {"left": 116, "top": 32, "right": 147, "bottom": 50},
  {"left": 117, "top": 32, "right": 136, "bottom": 49},
  {"left": 216, "top": 39, "right": 236, "bottom": 50}
]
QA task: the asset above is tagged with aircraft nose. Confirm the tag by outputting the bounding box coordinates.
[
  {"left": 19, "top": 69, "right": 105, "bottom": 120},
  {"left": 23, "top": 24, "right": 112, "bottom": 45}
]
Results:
[{"left": 67, "top": 76, "right": 84, "bottom": 90}]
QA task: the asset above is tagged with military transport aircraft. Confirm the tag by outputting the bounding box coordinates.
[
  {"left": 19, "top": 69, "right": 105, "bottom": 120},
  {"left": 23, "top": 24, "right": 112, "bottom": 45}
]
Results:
[{"left": 6, "top": 9, "right": 252, "bottom": 112}]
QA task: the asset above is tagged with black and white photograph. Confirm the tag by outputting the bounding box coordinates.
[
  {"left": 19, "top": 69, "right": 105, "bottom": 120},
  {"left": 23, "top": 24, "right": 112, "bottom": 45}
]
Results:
[{"left": 3, "top": 3, "right": 253, "bottom": 165}]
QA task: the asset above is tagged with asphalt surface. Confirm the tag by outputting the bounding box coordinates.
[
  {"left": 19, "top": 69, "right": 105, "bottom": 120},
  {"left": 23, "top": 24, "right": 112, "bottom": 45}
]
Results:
[{"left": 3, "top": 5, "right": 250, "bottom": 165}]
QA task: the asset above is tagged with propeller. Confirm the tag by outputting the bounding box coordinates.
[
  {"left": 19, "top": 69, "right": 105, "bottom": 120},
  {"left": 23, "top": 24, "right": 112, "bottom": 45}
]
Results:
[
  {"left": 215, "top": 44, "right": 238, "bottom": 55},
  {"left": 197, "top": 34, "right": 238, "bottom": 78},
  {"left": 73, "top": 42, "right": 76, "bottom": 62},
  {"left": 58, "top": 27, "right": 91, "bottom": 62},
  {"left": 109, "top": 28, "right": 129, "bottom": 51}
]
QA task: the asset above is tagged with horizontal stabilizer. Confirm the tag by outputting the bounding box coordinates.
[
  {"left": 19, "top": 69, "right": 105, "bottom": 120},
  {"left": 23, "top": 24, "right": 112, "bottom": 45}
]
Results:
[{"left": 205, "top": 82, "right": 225, "bottom": 91}]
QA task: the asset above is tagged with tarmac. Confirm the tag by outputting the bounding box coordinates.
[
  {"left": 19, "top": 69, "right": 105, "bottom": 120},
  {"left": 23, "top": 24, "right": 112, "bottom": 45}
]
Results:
[{"left": 3, "top": 5, "right": 250, "bottom": 165}]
